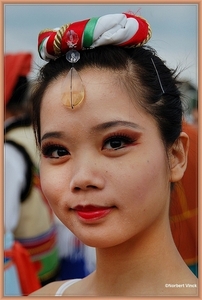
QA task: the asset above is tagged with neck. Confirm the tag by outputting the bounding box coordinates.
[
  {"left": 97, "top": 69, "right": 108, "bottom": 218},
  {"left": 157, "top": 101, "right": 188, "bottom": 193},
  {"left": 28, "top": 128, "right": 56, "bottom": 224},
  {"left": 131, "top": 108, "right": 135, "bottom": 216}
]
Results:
[{"left": 90, "top": 216, "right": 194, "bottom": 296}]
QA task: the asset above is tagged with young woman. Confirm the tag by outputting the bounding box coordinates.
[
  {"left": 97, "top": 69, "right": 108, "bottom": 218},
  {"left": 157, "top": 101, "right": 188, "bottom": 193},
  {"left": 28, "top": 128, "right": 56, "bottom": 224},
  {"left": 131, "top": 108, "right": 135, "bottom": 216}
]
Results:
[{"left": 29, "top": 12, "right": 197, "bottom": 296}]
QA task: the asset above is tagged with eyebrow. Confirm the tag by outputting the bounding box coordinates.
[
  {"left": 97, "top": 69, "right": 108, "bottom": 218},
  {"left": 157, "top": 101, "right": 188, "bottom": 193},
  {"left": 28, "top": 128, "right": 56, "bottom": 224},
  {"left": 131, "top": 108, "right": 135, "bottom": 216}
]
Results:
[
  {"left": 41, "top": 131, "right": 66, "bottom": 142},
  {"left": 41, "top": 120, "right": 143, "bottom": 142},
  {"left": 92, "top": 120, "right": 144, "bottom": 132}
]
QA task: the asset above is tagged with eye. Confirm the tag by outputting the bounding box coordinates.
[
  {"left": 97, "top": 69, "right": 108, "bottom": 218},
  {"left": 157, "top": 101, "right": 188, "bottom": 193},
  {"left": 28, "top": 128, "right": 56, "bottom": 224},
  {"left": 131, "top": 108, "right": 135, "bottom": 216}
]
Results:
[
  {"left": 41, "top": 144, "right": 70, "bottom": 159},
  {"left": 103, "top": 135, "right": 135, "bottom": 150}
]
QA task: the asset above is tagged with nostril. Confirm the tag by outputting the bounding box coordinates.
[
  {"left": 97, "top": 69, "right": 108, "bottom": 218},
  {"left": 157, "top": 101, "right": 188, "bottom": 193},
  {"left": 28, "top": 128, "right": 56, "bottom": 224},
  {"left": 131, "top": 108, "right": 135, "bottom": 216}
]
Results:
[
  {"left": 74, "top": 185, "right": 97, "bottom": 191},
  {"left": 86, "top": 185, "right": 97, "bottom": 189},
  {"left": 74, "top": 187, "right": 81, "bottom": 191}
]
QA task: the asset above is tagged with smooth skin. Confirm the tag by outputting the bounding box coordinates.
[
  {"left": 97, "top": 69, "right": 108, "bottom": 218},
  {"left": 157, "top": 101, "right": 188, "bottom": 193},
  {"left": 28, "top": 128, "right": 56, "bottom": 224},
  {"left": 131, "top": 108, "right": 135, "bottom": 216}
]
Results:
[{"left": 30, "top": 68, "right": 197, "bottom": 296}]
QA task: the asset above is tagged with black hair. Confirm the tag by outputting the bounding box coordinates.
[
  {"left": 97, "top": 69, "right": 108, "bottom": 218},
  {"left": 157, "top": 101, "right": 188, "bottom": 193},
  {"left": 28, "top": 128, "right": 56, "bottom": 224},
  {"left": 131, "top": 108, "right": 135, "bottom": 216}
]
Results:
[{"left": 31, "top": 45, "right": 183, "bottom": 148}]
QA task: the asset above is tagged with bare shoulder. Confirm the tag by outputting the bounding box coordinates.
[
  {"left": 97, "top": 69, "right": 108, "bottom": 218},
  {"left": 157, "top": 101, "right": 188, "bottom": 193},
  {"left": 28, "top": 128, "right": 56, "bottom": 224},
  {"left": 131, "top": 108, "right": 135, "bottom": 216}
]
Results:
[{"left": 29, "top": 281, "right": 65, "bottom": 296}]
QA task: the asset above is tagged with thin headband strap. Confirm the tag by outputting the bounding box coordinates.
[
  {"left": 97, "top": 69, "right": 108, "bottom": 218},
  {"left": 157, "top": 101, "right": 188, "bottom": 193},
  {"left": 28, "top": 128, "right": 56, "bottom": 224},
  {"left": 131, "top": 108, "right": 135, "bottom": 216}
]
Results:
[{"left": 38, "top": 12, "right": 152, "bottom": 61}]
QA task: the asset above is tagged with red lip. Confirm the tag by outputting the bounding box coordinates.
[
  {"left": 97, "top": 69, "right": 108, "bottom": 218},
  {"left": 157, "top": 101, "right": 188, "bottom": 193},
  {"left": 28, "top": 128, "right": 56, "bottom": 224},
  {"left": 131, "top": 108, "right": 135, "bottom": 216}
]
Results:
[{"left": 74, "top": 205, "right": 112, "bottom": 220}]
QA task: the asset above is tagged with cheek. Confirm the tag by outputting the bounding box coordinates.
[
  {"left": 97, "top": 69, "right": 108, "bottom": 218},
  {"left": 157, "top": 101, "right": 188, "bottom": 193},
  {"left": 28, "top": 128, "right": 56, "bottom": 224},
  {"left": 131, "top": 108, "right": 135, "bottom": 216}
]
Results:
[
  {"left": 40, "top": 164, "right": 64, "bottom": 208},
  {"left": 122, "top": 155, "right": 170, "bottom": 206},
  {"left": 121, "top": 159, "right": 170, "bottom": 231}
]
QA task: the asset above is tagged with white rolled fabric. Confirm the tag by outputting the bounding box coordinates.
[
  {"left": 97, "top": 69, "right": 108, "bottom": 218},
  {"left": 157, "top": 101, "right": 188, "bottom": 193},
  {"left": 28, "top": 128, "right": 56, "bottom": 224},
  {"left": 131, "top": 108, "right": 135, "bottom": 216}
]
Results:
[{"left": 91, "top": 14, "right": 139, "bottom": 47}]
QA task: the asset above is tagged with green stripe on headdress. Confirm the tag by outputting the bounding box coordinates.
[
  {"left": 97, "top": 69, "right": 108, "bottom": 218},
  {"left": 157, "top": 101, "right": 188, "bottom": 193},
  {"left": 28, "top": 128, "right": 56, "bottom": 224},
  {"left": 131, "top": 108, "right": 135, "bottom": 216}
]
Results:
[{"left": 83, "top": 17, "right": 99, "bottom": 48}]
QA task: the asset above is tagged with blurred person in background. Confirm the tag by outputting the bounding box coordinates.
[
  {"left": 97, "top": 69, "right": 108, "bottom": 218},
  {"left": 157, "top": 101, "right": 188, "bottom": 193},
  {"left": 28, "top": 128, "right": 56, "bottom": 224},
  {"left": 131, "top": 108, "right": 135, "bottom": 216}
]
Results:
[
  {"left": 4, "top": 229, "right": 41, "bottom": 296},
  {"left": 4, "top": 230, "right": 24, "bottom": 296},
  {"left": 4, "top": 52, "right": 60, "bottom": 295}
]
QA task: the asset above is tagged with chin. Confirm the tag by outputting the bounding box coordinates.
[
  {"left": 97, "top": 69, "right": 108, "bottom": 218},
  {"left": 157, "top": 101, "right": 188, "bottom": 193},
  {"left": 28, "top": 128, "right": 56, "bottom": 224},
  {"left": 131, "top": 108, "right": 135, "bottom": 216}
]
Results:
[{"left": 75, "top": 232, "right": 124, "bottom": 249}]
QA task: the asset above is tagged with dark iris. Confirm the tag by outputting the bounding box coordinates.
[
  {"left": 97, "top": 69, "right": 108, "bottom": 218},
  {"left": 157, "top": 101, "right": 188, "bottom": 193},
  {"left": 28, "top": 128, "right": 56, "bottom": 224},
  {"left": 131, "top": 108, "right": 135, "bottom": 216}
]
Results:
[
  {"left": 110, "top": 138, "right": 123, "bottom": 149},
  {"left": 56, "top": 149, "right": 68, "bottom": 157}
]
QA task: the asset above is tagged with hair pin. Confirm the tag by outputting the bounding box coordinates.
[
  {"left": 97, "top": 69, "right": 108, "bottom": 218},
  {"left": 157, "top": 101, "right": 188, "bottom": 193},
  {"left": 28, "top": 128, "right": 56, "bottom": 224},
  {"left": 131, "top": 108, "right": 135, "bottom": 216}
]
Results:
[
  {"left": 61, "top": 30, "right": 85, "bottom": 109},
  {"left": 151, "top": 57, "right": 165, "bottom": 95}
]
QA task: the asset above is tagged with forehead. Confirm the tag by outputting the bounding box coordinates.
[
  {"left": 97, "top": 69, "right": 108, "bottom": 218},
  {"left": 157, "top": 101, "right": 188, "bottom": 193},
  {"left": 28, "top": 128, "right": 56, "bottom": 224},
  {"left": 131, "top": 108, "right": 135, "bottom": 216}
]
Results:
[
  {"left": 42, "top": 67, "right": 136, "bottom": 110},
  {"left": 40, "top": 67, "right": 154, "bottom": 135}
]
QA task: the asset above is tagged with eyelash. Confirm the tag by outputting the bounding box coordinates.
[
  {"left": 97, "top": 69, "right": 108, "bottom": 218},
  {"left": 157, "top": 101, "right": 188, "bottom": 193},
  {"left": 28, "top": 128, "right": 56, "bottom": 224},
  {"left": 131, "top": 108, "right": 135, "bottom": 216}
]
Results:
[
  {"left": 103, "top": 133, "right": 136, "bottom": 150},
  {"left": 41, "top": 133, "right": 136, "bottom": 159},
  {"left": 41, "top": 143, "right": 69, "bottom": 158}
]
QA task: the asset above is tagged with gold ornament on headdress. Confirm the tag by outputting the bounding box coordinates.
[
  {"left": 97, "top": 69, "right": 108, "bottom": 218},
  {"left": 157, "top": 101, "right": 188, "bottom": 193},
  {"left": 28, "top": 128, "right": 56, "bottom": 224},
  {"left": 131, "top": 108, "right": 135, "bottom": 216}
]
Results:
[{"left": 61, "top": 30, "right": 84, "bottom": 109}]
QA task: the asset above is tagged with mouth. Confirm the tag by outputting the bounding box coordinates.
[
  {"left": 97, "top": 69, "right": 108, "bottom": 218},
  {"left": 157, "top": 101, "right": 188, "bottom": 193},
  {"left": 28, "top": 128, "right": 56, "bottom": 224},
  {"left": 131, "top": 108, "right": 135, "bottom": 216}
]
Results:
[{"left": 73, "top": 205, "right": 113, "bottom": 221}]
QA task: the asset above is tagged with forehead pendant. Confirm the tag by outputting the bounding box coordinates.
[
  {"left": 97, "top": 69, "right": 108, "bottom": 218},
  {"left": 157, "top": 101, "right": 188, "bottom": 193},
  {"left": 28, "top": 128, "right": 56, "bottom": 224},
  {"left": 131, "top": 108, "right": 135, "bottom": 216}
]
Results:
[{"left": 61, "top": 30, "right": 84, "bottom": 109}]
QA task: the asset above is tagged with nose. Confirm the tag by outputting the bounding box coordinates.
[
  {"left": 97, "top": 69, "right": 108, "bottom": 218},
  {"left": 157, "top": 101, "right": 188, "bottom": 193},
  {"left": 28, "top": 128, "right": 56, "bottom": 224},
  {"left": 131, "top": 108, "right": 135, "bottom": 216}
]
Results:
[{"left": 69, "top": 158, "right": 105, "bottom": 192}]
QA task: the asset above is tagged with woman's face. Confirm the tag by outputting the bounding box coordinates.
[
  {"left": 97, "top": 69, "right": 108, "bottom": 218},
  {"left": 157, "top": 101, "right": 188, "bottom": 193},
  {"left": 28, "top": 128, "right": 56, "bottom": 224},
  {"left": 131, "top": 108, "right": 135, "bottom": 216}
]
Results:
[{"left": 40, "top": 67, "right": 171, "bottom": 248}]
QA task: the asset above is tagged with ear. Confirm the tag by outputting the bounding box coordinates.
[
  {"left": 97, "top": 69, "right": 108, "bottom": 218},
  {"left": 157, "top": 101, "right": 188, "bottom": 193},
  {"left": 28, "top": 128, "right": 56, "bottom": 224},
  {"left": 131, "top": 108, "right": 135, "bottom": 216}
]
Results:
[{"left": 168, "top": 132, "right": 189, "bottom": 182}]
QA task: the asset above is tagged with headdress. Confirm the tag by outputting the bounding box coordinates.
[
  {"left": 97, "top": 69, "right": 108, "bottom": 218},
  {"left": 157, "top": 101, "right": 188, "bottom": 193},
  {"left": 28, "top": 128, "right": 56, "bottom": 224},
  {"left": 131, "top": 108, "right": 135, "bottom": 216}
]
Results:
[{"left": 38, "top": 12, "right": 152, "bottom": 108}]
